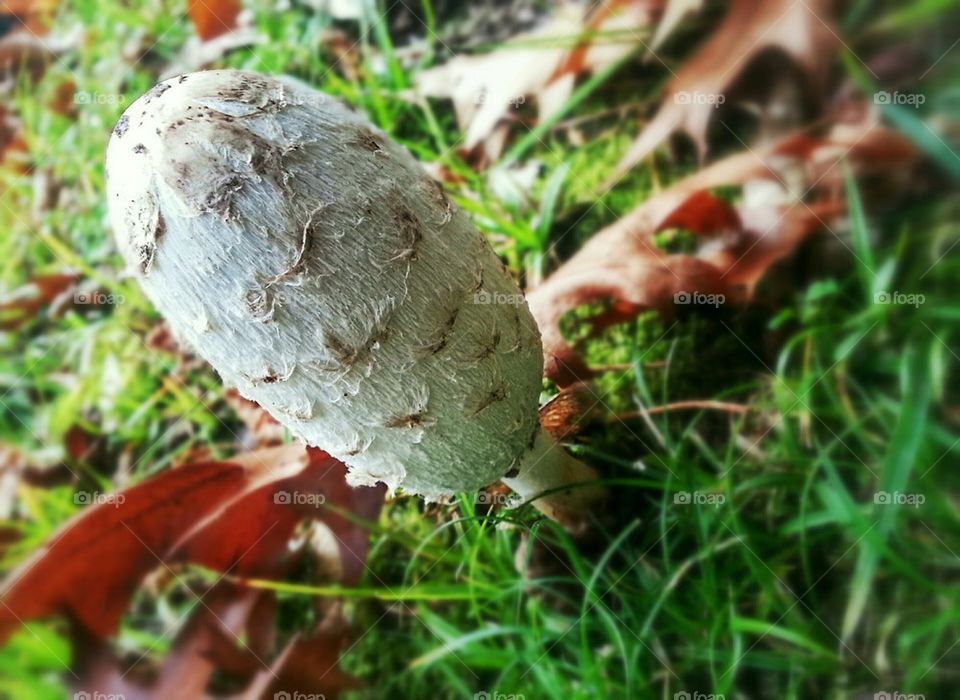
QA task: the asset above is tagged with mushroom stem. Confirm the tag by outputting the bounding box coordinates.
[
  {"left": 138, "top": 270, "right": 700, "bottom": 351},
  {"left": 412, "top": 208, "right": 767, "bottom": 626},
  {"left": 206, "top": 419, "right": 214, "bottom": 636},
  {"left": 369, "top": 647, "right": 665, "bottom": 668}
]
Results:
[{"left": 502, "top": 429, "right": 605, "bottom": 533}]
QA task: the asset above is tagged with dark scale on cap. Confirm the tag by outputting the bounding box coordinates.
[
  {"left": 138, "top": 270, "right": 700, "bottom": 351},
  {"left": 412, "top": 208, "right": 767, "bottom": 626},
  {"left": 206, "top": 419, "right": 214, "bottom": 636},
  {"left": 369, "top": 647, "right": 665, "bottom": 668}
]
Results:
[
  {"left": 144, "top": 82, "right": 171, "bottom": 103},
  {"left": 113, "top": 114, "right": 129, "bottom": 138}
]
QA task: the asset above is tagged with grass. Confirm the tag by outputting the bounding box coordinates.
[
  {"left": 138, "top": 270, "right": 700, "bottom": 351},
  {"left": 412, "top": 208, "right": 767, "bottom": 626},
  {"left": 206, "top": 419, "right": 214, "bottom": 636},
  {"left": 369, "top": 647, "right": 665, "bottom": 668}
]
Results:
[{"left": 0, "top": 1, "right": 959, "bottom": 698}]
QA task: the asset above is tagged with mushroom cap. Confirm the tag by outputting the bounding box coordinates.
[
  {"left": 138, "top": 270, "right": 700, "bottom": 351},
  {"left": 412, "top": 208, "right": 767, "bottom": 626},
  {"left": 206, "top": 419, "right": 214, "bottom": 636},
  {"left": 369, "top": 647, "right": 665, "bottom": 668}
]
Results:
[{"left": 106, "top": 70, "right": 544, "bottom": 497}]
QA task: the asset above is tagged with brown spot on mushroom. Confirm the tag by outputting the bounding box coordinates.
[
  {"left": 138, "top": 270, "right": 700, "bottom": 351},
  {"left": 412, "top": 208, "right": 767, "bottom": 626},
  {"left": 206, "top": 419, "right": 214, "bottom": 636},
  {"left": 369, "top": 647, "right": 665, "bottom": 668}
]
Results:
[
  {"left": 418, "top": 304, "right": 459, "bottom": 356},
  {"left": 266, "top": 211, "right": 318, "bottom": 284},
  {"left": 468, "top": 328, "right": 501, "bottom": 363},
  {"left": 245, "top": 365, "right": 294, "bottom": 385},
  {"left": 202, "top": 175, "right": 245, "bottom": 217},
  {"left": 245, "top": 287, "right": 277, "bottom": 322},
  {"left": 318, "top": 311, "right": 390, "bottom": 373},
  {"left": 248, "top": 136, "right": 284, "bottom": 177},
  {"left": 526, "top": 423, "right": 539, "bottom": 450},
  {"left": 137, "top": 212, "right": 165, "bottom": 275},
  {"left": 506, "top": 305, "right": 524, "bottom": 352},
  {"left": 215, "top": 74, "right": 286, "bottom": 113},
  {"left": 471, "top": 265, "right": 485, "bottom": 294},
  {"left": 113, "top": 115, "right": 129, "bottom": 138},
  {"left": 387, "top": 200, "right": 421, "bottom": 263},
  {"left": 385, "top": 412, "right": 427, "bottom": 430},
  {"left": 144, "top": 82, "right": 171, "bottom": 103},
  {"left": 470, "top": 384, "right": 507, "bottom": 416},
  {"left": 137, "top": 243, "right": 155, "bottom": 274},
  {"left": 133, "top": 143, "right": 147, "bottom": 154},
  {"left": 425, "top": 177, "right": 453, "bottom": 225},
  {"left": 321, "top": 330, "right": 359, "bottom": 367},
  {"left": 350, "top": 127, "right": 384, "bottom": 153}
]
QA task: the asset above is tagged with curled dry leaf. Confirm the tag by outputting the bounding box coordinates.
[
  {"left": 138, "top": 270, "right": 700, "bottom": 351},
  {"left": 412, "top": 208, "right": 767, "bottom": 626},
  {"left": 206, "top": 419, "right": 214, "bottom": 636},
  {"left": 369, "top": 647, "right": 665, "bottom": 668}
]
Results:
[
  {"left": 416, "top": 0, "right": 658, "bottom": 161},
  {"left": 648, "top": 0, "right": 704, "bottom": 51},
  {"left": 186, "top": 0, "right": 241, "bottom": 42},
  {"left": 529, "top": 113, "right": 917, "bottom": 386},
  {"left": 610, "top": 0, "right": 837, "bottom": 182},
  {"left": 0, "top": 0, "right": 59, "bottom": 36},
  {"left": 0, "top": 443, "right": 385, "bottom": 643},
  {"left": 70, "top": 583, "right": 361, "bottom": 699},
  {"left": 538, "top": 382, "right": 596, "bottom": 441},
  {"left": 0, "top": 272, "right": 78, "bottom": 329},
  {"left": 225, "top": 390, "right": 288, "bottom": 448}
]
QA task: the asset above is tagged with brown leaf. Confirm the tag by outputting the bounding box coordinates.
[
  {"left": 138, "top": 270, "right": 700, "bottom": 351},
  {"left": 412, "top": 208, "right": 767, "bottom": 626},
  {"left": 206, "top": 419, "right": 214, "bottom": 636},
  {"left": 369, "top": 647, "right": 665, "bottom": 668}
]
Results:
[
  {"left": 225, "top": 390, "right": 287, "bottom": 448},
  {"left": 255, "top": 613, "right": 363, "bottom": 699},
  {"left": 0, "top": 443, "right": 384, "bottom": 643},
  {"left": 416, "top": 0, "right": 658, "bottom": 161},
  {"left": 68, "top": 583, "right": 360, "bottom": 700},
  {"left": 529, "top": 114, "right": 917, "bottom": 386},
  {"left": 174, "top": 446, "right": 384, "bottom": 585},
  {"left": 187, "top": 0, "right": 240, "bottom": 42},
  {"left": 538, "top": 383, "right": 595, "bottom": 441},
  {"left": 0, "top": 0, "right": 59, "bottom": 36},
  {"left": 649, "top": 0, "right": 704, "bottom": 51},
  {"left": 0, "top": 272, "right": 78, "bottom": 330},
  {"left": 50, "top": 79, "right": 78, "bottom": 118},
  {"left": 69, "top": 582, "right": 358, "bottom": 699},
  {"left": 610, "top": 0, "right": 837, "bottom": 181}
]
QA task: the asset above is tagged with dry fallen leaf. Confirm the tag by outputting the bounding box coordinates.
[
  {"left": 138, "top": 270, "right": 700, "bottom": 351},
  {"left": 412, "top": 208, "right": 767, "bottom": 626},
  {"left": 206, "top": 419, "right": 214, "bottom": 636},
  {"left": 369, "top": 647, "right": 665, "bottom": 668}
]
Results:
[
  {"left": 0, "top": 272, "right": 78, "bottom": 329},
  {"left": 0, "top": 443, "right": 384, "bottom": 643},
  {"left": 529, "top": 112, "right": 917, "bottom": 386},
  {"left": 538, "top": 382, "right": 596, "bottom": 441},
  {"left": 69, "top": 583, "right": 361, "bottom": 699},
  {"left": 648, "top": 0, "right": 704, "bottom": 51},
  {"left": 610, "top": 0, "right": 837, "bottom": 182},
  {"left": 225, "top": 390, "right": 288, "bottom": 448},
  {"left": 187, "top": 0, "right": 241, "bottom": 42},
  {"left": 0, "top": 0, "right": 59, "bottom": 36},
  {"left": 416, "top": 0, "right": 658, "bottom": 161}
]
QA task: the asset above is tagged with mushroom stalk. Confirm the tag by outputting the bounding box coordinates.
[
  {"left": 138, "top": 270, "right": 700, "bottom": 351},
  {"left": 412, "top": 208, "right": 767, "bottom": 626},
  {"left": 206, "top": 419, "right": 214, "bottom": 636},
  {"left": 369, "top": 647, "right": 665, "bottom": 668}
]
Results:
[
  {"left": 105, "top": 70, "right": 603, "bottom": 529},
  {"left": 503, "top": 430, "right": 604, "bottom": 533}
]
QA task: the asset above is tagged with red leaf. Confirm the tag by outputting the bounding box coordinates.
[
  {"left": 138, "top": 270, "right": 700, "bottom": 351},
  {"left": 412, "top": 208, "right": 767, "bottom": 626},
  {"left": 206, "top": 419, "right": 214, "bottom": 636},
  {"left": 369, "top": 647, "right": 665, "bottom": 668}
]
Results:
[
  {"left": 610, "top": 0, "right": 837, "bottom": 180},
  {"left": 528, "top": 116, "right": 918, "bottom": 386},
  {"left": 187, "top": 0, "right": 240, "bottom": 42},
  {"left": 657, "top": 191, "right": 741, "bottom": 236},
  {"left": 0, "top": 444, "right": 384, "bottom": 643},
  {"left": 0, "top": 272, "right": 77, "bottom": 330}
]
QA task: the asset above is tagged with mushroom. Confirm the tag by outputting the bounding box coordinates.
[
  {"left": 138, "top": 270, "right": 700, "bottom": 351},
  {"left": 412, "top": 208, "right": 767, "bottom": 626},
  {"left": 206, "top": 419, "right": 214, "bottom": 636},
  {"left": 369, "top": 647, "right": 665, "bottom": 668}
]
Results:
[{"left": 106, "top": 70, "right": 602, "bottom": 530}]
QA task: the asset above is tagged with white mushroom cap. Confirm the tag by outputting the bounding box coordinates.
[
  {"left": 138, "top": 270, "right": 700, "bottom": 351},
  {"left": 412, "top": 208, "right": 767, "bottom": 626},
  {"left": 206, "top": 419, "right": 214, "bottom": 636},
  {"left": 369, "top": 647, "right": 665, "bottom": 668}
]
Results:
[{"left": 106, "top": 70, "right": 545, "bottom": 498}]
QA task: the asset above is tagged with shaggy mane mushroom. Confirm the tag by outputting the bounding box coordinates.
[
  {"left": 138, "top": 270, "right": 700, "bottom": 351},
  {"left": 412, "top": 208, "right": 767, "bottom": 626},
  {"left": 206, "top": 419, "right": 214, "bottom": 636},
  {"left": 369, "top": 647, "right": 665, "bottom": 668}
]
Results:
[{"left": 106, "top": 70, "right": 603, "bottom": 531}]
